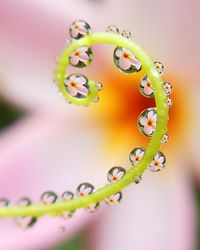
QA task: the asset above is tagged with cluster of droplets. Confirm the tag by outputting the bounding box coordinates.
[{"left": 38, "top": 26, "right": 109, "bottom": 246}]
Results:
[
  {"left": 106, "top": 25, "right": 142, "bottom": 74},
  {"left": 0, "top": 21, "right": 172, "bottom": 229}
]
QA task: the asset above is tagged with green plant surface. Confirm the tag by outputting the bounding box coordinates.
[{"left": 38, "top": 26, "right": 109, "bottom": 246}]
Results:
[{"left": 0, "top": 32, "right": 169, "bottom": 218}]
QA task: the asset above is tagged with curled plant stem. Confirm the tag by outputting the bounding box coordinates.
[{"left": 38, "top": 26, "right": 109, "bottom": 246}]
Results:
[{"left": 0, "top": 32, "right": 168, "bottom": 218}]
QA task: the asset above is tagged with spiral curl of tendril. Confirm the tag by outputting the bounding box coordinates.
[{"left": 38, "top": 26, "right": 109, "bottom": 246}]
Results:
[{"left": 0, "top": 25, "right": 169, "bottom": 219}]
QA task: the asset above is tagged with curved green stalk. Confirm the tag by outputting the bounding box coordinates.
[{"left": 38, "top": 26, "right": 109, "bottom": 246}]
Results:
[{"left": 0, "top": 32, "right": 168, "bottom": 218}]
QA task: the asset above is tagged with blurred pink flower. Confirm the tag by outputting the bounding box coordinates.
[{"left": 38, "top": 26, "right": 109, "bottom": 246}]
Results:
[{"left": 0, "top": 0, "right": 199, "bottom": 250}]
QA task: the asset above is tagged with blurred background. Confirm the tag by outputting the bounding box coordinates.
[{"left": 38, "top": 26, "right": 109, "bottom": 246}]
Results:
[{"left": 0, "top": 0, "right": 200, "bottom": 249}]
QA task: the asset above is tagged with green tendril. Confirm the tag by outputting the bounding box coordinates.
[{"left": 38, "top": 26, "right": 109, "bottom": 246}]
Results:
[{"left": 0, "top": 32, "right": 168, "bottom": 218}]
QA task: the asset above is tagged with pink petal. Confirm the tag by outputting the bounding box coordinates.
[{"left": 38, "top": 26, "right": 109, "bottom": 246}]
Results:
[
  {"left": 148, "top": 111, "right": 154, "bottom": 119},
  {"left": 119, "top": 57, "right": 131, "bottom": 70},
  {"left": 70, "top": 55, "right": 79, "bottom": 65},
  {"left": 139, "top": 117, "right": 147, "bottom": 126},
  {"left": 79, "top": 52, "right": 89, "bottom": 62},
  {"left": 67, "top": 86, "right": 77, "bottom": 96},
  {"left": 77, "top": 86, "right": 89, "bottom": 96},
  {"left": 115, "top": 48, "right": 123, "bottom": 57},
  {"left": 71, "top": 28, "right": 79, "bottom": 37},
  {"left": 144, "top": 126, "right": 153, "bottom": 135},
  {"left": 76, "top": 77, "right": 87, "bottom": 85},
  {"left": 144, "top": 86, "right": 153, "bottom": 95}
]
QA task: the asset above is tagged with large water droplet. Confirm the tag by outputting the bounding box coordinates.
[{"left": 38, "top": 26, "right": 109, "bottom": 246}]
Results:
[
  {"left": 107, "top": 166, "right": 126, "bottom": 183},
  {"left": 69, "top": 46, "right": 93, "bottom": 68},
  {"left": 113, "top": 47, "right": 142, "bottom": 74},
  {"left": 148, "top": 151, "right": 166, "bottom": 172},
  {"left": 69, "top": 20, "right": 91, "bottom": 40},
  {"left": 77, "top": 183, "right": 95, "bottom": 197},
  {"left": 129, "top": 147, "right": 145, "bottom": 166},
  {"left": 41, "top": 191, "right": 57, "bottom": 205},
  {"left": 105, "top": 192, "right": 122, "bottom": 205},
  {"left": 139, "top": 75, "right": 154, "bottom": 98},
  {"left": 163, "top": 82, "right": 173, "bottom": 95},
  {"left": 64, "top": 74, "right": 90, "bottom": 99}
]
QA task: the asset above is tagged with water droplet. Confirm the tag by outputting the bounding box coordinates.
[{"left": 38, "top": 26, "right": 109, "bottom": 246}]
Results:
[
  {"left": 69, "top": 20, "right": 91, "bottom": 40},
  {"left": 93, "top": 96, "right": 99, "bottom": 103},
  {"left": 139, "top": 75, "right": 154, "bottom": 98},
  {"left": 62, "top": 191, "right": 74, "bottom": 201},
  {"left": 167, "top": 97, "right": 173, "bottom": 107},
  {"left": 137, "top": 108, "right": 157, "bottom": 137},
  {"left": 64, "top": 74, "right": 89, "bottom": 99},
  {"left": 154, "top": 61, "right": 164, "bottom": 75},
  {"left": 96, "top": 82, "right": 103, "bottom": 91},
  {"left": 121, "top": 30, "right": 131, "bottom": 39},
  {"left": 15, "top": 216, "right": 37, "bottom": 229},
  {"left": 135, "top": 176, "right": 142, "bottom": 184},
  {"left": 69, "top": 46, "right": 93, "bottom": 68},
  {"left": 163, "top": 82, "right": 173, "bottom": 95},
  {"left": 59, "top": 226, "right": 66, "bottom": 233},
  {"left": 161, "top": 134, "right": 169, "bottom": 144},
  {"left": 0, "top": 198, "right": 9, "bottom": 207},
  {"left": 113, "top": 47, "right": 142, "bottom": 74},
  {"left": 60, "top": 210, "right": 74, "bottom": 219},
  {"left": 85, "top": 203, "right": 100, "bottom": 213},
  {"left": 148, "top": 151, "right": 166, "bottom": 172},
  {"left": 107, "top": 166, "right": 126, "bottom": 183},
  {"left": 77, "top": 183, "right": 95, "bottom": 197},
  {"left": 129, "top": 147, "right": 145, "bottom": 166},
  {"left": 17, "top": 197, "right": 31, "bottom": 207},
  {"left": 105, "top": 192, "right": 122, "bottom": 205},
  {"left": 106, "top": 25, "right": 119, "bottom": 34},
  {"left": 41, "top": 191, "right": 57, "bottom": 205}
]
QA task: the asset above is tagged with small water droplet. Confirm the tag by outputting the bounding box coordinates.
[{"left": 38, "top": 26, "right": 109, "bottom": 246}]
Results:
[
  {"left": 113, "top": 47, "right": 142, "bottom": 74},
  {"left": 167, "top": 97, "right": 173, "bottom": 107},
  {"left": 85, "top": 203, "right": 100, "bottom": 213},
  {"left": 135, "top": 176, "right": 142, "bottom": 184},
  {"left": 96, "top": 82, "right": 103, "bottom": 91},
  {"left": 107, "top": 166, "right": 126, "bottom": 183},
  {"left": 106, "top": 25, "right": 119, "bottom": 34},
  {"left": 41, "top": 191, "right": 57, "bottom": 205},
  {"left": 163, "top": 82, "right": 173, "bottom": 95},
  {"left": 105, "top": 192, "right": 122, "bottom": 205},
  {"left": 137, "top": 108, "right": 157, "bottom": 137},
  {"left": 62, "top": 191, "right": 74, "bottom": 201},
  {"left": 161, "top": 134, "right": 169, "bottom": 144},
  {"left": 69, "top": 20, "right": 91, "bottom": 40},
  {"left": 0, "top": 198, "right": 9, "bottom": 207},
  {"left": 121, "top": 30, "right": 131, "bottom": 39},
  {"left": 154, "top": 61, "right": 164, "bottom": 75},
  {"left": 93, "top": 96, "right": 99, "bottom": 103}
]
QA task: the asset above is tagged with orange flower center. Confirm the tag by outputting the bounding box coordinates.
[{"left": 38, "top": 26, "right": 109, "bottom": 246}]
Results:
[
  {"left": 112, "top": 176, "right": 117, "bottom": 181},
  {"left": 75, "top": 51, "right": 80, "bottom": 57},
  {"left": 147, "top": 119, "right": 153, "bottom": 126},
  {"left": 71, "top": 82, "right": 77, "bottom": 88},
  {"left": 123, "top": 53, "right": 130, "bottom": 59}
]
